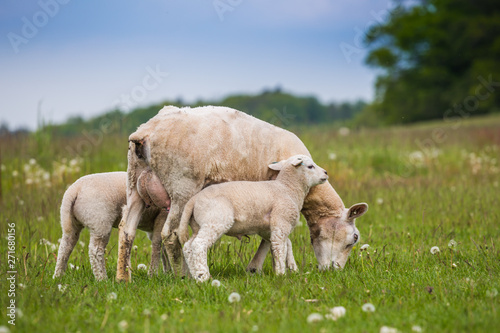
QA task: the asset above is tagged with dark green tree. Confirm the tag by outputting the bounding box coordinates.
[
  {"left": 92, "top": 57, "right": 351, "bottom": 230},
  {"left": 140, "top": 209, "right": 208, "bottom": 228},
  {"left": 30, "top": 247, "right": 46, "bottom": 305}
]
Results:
[{"left": 365, "top": 0, "right": 500, "bottom": 123}]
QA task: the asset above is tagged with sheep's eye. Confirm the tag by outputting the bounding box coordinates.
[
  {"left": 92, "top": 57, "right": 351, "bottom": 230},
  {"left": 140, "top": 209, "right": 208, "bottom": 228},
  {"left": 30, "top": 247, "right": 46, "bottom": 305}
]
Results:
[{"left": 308, "top": 165, "right": 314, "bottom": 169}]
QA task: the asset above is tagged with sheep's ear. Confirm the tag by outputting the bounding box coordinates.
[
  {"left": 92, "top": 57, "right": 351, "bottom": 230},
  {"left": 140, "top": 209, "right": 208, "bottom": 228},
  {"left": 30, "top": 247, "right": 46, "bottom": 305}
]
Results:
[
  {"left": 268, "top": 161, "right": 284, "bottom": 171},
  {"left": 290, "top": 156, "right": 303, "bottom": 166},
  {"left": 348, "top": 203, "right": 368, "bottom": 220}
]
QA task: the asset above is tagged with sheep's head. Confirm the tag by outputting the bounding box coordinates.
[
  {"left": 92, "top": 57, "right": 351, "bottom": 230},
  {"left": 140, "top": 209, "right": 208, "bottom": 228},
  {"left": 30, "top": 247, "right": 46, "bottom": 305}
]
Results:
[
  {"left": 268, "top": 155, "right": 328, "bottom": 187},
  {"left": 309, "top": 203, "right": 368, "bottom": 270}
]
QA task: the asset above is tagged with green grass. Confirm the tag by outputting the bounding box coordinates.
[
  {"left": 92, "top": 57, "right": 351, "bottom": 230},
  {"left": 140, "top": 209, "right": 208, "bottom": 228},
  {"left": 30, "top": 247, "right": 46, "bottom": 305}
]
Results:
[{"left": 1, "top": 114, "right": 499, "bottom": 332}]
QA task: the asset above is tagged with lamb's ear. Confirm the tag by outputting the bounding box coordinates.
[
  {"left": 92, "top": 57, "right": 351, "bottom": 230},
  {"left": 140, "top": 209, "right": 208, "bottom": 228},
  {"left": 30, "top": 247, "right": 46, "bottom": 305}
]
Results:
[
  {"left": 290, "top": 156, "right": 303, "bottom": 166},
  {"left": 268, "top": 161, "right": 284, "bottom": 171},
  {"left": 348, "top": 203, "right": 368, "bottom": 220}
]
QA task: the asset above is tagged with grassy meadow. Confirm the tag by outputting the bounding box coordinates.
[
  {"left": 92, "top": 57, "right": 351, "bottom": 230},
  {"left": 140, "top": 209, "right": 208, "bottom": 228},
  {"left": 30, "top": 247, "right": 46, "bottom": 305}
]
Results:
[{"left": 1, "top": 114, "right": 499, "bottom": 332}]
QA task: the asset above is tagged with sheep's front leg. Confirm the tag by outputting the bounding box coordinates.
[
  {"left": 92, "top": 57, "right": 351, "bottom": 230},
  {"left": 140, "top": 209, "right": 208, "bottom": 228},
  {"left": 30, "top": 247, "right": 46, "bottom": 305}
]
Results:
[
  {"left": 116, "top": 190, "right": 145, "bottom": 282},
  {"left": 246, "top": 239, "right": 270, "bottom": 273},
  {"left": 148, "top": 210, "right": 168, "bottom": 276}
]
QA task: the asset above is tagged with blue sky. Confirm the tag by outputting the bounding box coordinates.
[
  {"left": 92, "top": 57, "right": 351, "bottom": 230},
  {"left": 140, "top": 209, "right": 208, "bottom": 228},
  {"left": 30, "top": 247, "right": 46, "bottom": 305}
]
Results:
[{"left": 0, "top": 0, "right": 395, "bottom": 129}]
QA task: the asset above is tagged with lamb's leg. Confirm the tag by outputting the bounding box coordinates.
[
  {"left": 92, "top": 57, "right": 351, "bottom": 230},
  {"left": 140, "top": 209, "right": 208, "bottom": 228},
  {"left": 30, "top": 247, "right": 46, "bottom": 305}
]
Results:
[
  {"left": 246, "top": 239, "right": 270, "bottom": 273},
  {"left": 270, "top": 224, "right": 292, "bottom": 275},
  {"left": 148, "top": 210, "right": 168, "bottom": 276},
  {"left": 89, "top": 232, "right": 111, "bottom": 281},
  {"left": 285, "top": 238, "right": 298, "bottom": 272},
  {"left": 116, "top": 190, "right": 145, "bottom": 282},
  {"left": 247, "top": 237, "right": 297, "bottom": 273},
  {"left": 183, "top": 225, "right": 228, "bottom": 282},
  {"left": 53, "top": 226, "right": 83, "bottom": 279}
]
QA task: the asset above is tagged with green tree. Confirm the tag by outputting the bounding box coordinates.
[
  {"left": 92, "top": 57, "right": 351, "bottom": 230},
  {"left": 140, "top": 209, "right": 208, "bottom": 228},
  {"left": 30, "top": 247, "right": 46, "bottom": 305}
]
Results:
[{"left": 365, "top": 0, "right": 500, "bottom": 124}]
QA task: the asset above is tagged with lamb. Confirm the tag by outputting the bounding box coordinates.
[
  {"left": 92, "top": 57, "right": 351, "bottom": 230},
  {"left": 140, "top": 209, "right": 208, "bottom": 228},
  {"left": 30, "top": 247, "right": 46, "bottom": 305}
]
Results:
[
  {"left": 53, "top": 172, "right": 169, "bottom": 281},
  {"left": 178, "top": 155, "right": 328, "bottom": 282}
]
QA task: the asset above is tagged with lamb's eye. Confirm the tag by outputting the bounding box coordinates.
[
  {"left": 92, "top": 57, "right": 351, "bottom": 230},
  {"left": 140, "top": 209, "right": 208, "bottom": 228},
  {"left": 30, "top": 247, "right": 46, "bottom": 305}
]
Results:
[{"left": 308, "top": 165, "right": 314, "bottom": 169}]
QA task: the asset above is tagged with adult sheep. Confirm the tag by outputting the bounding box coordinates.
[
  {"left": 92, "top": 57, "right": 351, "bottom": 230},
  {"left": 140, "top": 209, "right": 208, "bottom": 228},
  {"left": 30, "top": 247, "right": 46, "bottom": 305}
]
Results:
[{"left": 116, "top": 105, "right": 368, "bottom": 282}]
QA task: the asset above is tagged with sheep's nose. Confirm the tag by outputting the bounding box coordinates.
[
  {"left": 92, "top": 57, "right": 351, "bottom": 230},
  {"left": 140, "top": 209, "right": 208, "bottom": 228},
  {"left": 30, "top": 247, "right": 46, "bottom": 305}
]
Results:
[{"left": 324, "top": 170, "right": 328, "bottom": 175}]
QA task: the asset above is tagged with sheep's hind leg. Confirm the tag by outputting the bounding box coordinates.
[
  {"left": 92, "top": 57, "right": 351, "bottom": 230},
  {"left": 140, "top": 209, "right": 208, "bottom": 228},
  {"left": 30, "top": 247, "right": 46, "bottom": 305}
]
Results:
[
  {"left": 53, "top": 226, "right": 83, "bottom": 279},
  {"left": 89, "top": 232, "right": 111, "bottom": 281},
  {"left": 148, "top": 210, "right": 168, "bottom": 276}
]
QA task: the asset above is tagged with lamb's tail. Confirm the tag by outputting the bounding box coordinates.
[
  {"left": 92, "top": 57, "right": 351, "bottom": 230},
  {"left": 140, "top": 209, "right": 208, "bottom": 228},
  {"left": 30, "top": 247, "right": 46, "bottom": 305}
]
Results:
[
  {"left": 60, "top": 183, "right": 79, "bottom": 232},
  {"left": 176, "top": 197, "right": 196, "bottom": 245}
]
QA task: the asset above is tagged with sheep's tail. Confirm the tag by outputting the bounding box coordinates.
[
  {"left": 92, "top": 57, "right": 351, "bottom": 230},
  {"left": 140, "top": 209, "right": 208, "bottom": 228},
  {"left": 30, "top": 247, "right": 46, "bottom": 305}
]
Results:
[{"left": 176, "top": 197, "right": 195, "bottom": 245}]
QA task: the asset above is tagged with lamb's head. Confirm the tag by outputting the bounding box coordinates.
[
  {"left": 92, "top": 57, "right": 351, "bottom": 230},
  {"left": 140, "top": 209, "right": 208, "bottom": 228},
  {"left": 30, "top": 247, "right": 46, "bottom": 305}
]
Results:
[
  {"left": 309, "top": 202, "right": 368, "bottom": 270},
  {"left": 268, "top": 155, "right": 328, "bottom": 188}
]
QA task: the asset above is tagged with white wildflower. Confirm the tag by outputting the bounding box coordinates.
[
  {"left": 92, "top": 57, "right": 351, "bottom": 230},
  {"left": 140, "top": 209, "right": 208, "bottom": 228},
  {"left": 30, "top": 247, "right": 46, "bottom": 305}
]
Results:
[
  {"left": 329, "top": 306, "right": 346, "bottom": 320},
  {"left": 29, "top": 158, "right": 37, "bottom": 165},
  {"left": 107, "top": 292, "right": 117, "bottom": 300},
  {"left": 0, "top": 325, "right": 11, "bottom": 333},
  {"left": 18, "top": 200, "right": 24, "bottom": 205},
  {"left": 430, "top": 246, "right": 440, "bottom": 254},
  {"left": 79, "top": 241, "right": 85, "bottom": 247},
  {"left": 452, "top": 263, "right": 457, "bottom": 269},
  {"left": 486, "top": 288, "right": 498, "bottom": 298},
  {"left": 228, "top": 292, "right": 241, "bottom": 303},
  {"left": 58, "top": 284, "right": 67, "bottom": 292},
  {"left": 25, "top": 178, "right": 33, "bottom": 185},
  {"left": 0, "top": 164, "right": 5, "bottom": 172},
  {"left": 15, "top": 308, "right": 23, "bottom": 318},
  {"left": 448, "top": 239, "right": 457, "bottom": 249},
  {"left": 69, "top": 263, "right": 75, "bottom": 269},
  {"left": 338, "top": 127, "right": 350, "bottom": 136},
  {"left": 118, "top": 320, "right": 128, "bottom": 332},
  {"left": 412, "top": 325, "right": 423, "bottom": 332},
  {"left": 160, "top": 314, "right": 168, "bottom": 321},
  {"left": 376, "top": 198, "right": 384, "bottom": 205},
  {"left": 18, "top": 283, "right": 25, "bottom": 289},
  {"left": 328, "top": 152, "right": 337, "bottom": 160},
  {"left": 252, "top": 325, "right": 259, "bottom": 331},
  {"left": 409, "top": 151, "right": 424, "bottom": 166},
  {"left": 143, "top": 309, "right": 151, "bottom": 316},
  {"left": 137, "top": 263, "right": 147, "bottom": 270},
  {"left": 360, "top": 244, "right": 370, "bottom": 251},
  {"left": 179, "top": 309, "right": 184, "bottom": 314},
  {"left": 307, "top": 313, "right": 323, "bottom": 323},
  {"left": 211, "top": 279, "right": 221, "bottom": 287},
  {"left": 380, "top": 326, "right": 398, "bottom": 333},
  {"left": 12, "top": 170, "right": 19, "bottom": 177},
  {"left": 362, "top": 303, "right": 375, "bottom": 312},
  {"left": 133, "top": 245, "right": 138, "bottom": 251}
]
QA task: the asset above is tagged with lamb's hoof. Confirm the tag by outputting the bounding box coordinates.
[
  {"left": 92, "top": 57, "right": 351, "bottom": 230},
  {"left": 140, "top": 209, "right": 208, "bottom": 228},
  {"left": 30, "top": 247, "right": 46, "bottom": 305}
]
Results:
[{"left": 246, "top": 267, "right": 261, "bottom": 274}]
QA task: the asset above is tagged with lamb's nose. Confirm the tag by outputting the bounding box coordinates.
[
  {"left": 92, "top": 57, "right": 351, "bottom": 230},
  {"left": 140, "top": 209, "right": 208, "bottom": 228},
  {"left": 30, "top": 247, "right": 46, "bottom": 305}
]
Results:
[{"left": 324, "top": 170, "right": 328, "bottom": 175}]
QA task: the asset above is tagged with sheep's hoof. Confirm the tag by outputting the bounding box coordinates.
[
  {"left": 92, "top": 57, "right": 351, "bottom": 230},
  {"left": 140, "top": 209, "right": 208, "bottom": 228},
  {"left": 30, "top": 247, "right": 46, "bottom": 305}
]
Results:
[{"left": 248, "top": 268, "right": 257, "bottom": 273}]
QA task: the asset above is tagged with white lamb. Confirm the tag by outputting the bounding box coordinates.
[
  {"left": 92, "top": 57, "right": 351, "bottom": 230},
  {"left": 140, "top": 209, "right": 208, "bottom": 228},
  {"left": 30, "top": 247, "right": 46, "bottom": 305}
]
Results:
[
  {"left": 178, "top": 154, "right": 328, "bottom": 282},
  {"left": 53, "top": 172, "right": 169, "bottom": 281}
]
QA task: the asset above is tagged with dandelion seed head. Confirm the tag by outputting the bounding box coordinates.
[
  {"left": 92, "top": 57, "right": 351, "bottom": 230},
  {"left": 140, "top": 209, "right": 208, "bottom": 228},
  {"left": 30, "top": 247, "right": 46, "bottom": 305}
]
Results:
[
  {"left": 448, "top": 239, "right": 457, "bottom": 249},
  {"left": 307, "top": 313, "right": 323, "bottom": 323},
  {"left": 328, "top": 152, "right": 337, "bottom": 160},
  {"left": 12, "top": 170, "right": 19, "bottom": 177},
  {"left": 69, "top": 263, "right": 75, "bottom": 269},
  {"left": 15, "top": 308, "right": 23, "bottom": 318},
  {"left": 362, "top": 303, "right": 375, "bottom": 312},
  {"left": 118, "top": 320, "right": 128, "bottom": 332},
  {"left": 143, "top": 309, "right": 151, "bottom": 316},
  {"left": 412, "top": 325, "right": 423, "bottom": 332},
  {"left": 160, "top": 314, "right": 168, "bottom": 321},
  {"left": 0, "top": 325, "right": 11, "bottom": 333},
  {"left": 107, "top": 292, "right": 117, "bottom": 300},
  {"left": 486, "top": 288, "right": 498, "bottom": 298},
  {"left": 376, "top": 198, "right": 384, "bottom": 205},
  {"left": 137, "top": 263, "right": 147, "bottom": 270},
  {"left": 58, "top": 284, "right": 67, "bottom": 292},
  {"left": 430, "top": 246, "right": 440, "bottom": 254},
  {"left": 380, "top": 326, "right": 398, "bottom": 333},
  {"left": 211, "top": 279, "right": 221, "bottom": 287},
  {"left": 360, "top": 244, "right": 370, "bottom": 251},
  {"left": 329, "top": 306, "right": 346, "bottom": 319},
  {"left": 228, "top": 292, "right": 241, "bottom": 303},
  {"left": 252, "top": 325, "right": 259, "bottom": 331},
  {"left": 338, "top": 127, "right": 350, "bottom": 136}
]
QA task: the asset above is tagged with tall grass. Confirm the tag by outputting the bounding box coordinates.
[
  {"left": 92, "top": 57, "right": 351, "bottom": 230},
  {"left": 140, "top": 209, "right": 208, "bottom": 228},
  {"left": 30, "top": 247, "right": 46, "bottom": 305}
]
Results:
[{"left": 1, "top": 114, "right": 499, "bottom": 332}]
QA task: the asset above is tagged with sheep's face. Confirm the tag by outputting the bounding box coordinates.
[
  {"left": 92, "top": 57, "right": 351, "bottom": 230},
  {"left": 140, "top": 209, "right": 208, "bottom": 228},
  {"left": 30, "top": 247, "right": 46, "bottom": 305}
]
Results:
[{"left": 309, "top": 203, "right": 368, "bottom": 270}]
